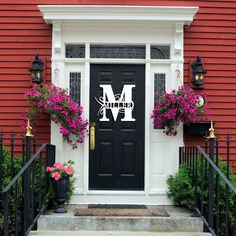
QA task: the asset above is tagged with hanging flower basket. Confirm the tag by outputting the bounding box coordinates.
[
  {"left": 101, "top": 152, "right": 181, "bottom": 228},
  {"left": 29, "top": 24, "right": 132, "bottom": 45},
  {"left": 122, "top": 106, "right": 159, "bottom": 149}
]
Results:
[
  {"left": 151, "top": 86, "right": 210, "bottom": 136},
  {"left": 23, "top": 83, "right": 88, "bottom": 149}
]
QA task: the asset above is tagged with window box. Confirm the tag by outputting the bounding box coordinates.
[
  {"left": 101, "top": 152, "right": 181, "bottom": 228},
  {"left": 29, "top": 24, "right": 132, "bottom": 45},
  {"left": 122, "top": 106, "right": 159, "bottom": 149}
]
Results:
[{"left": 184, "top": 121, "right": 211, "bottom": 136}]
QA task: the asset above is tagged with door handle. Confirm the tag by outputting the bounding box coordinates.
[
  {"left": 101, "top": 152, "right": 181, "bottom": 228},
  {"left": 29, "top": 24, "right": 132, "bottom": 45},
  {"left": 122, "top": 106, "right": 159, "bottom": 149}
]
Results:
[{"left": 90, "top": 122, "right": 96, "bottom": 151}]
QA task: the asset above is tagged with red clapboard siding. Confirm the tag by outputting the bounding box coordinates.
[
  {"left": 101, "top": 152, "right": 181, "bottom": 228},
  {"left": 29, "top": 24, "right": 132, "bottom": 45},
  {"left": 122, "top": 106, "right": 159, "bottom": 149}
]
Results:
[
  {"left": 0, "top": 2, "right": 51, "bottom": 147},
  {"left": 181, "top": 0, "right": 236, "bottom": 162},
  {"left": 0, "top": 0, "right": 235, "bottom": 162}
]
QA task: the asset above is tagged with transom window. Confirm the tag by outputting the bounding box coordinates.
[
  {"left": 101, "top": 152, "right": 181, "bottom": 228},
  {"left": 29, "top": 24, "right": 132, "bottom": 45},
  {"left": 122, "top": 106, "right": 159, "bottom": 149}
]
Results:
[
  {"left": 65, "top": 44, "right": 170, "bottom": 59},
  {"left": 151, "top": 46, "right": 170, "bottom": 59},
  {"left": 90, "top": 45, "right": 145, "bottom": 59},
  {"left": 66, "top": 45, "right": 85, "bottom": 58}
]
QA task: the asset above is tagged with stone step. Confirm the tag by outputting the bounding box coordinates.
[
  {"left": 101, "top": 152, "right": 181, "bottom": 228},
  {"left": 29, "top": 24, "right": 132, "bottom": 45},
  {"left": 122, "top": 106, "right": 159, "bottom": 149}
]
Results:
[
  {"left": 36, "top": 205, "right": 205, "bottom": 233},
  {"left": 37, "top": 215, "right": 203, "bottom": 232},
  {"left": 30, "top": 231, "right": 212, "bottom": 236}
]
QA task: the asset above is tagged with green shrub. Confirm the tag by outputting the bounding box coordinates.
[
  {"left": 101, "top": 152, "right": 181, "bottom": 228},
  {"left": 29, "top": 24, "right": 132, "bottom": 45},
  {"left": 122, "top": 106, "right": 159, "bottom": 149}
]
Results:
[
  {"left": 0, "top": 146, "right": 74, "bottom": 235},
  {"left": 167, "top": 165, "right": 196, "bottom": 209},
  {"left": 167, "top": 157, "right": 236, "bottom": 236}
]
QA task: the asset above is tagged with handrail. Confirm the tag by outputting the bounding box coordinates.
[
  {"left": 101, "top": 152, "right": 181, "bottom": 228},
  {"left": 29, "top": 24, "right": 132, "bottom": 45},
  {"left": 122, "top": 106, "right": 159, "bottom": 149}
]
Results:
[
  {"left": 1, "top": 143, "right": 48, "bottom": 193},
  {"left": 179, "top": 136, "right": 236, "bottom": 236},
  {"left": 197, "top": 146, "right": 236, "bottom": 194}
]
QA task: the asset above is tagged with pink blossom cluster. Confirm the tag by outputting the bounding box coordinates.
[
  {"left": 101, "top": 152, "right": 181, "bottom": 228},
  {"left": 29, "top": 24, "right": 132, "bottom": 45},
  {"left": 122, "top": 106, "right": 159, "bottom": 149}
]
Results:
[
  {"left": 152, "top": 86, "right": 210, "bottom": 136},
  {"left": 46, "top": 160, "right": 74, "bottom": 181},
  {"left": 24, "top": 83, "right": 88, "bottom": 148}
]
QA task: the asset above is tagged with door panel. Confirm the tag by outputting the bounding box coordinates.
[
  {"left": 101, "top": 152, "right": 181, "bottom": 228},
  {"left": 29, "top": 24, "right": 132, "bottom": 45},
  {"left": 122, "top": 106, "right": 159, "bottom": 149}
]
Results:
[{"left": 89, "top": 64, "right": 145, "bottom": 190}]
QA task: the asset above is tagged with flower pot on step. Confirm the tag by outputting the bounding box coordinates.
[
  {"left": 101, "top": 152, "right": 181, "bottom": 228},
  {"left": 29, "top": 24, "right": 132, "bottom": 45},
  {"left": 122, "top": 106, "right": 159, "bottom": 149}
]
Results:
[{"left": 51, "top": 176, "right": 69, "bottom": 213}]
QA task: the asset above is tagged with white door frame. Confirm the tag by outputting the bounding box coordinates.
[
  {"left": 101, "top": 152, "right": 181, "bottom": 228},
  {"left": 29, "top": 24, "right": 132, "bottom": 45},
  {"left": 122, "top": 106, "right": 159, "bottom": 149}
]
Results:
[{"left": 39, "top": 5, "right": 198, "bottom": 204}]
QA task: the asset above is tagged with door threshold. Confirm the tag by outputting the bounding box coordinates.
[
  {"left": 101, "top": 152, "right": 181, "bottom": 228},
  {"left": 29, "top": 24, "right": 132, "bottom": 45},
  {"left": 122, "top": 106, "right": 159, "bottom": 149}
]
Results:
[{"left": 87, "top": 190, "right": 146, "bottom": 196}]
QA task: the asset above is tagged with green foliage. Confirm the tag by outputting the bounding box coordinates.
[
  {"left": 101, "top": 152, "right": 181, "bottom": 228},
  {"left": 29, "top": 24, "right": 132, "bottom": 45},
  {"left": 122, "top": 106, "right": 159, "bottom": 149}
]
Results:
[
  {"left": 167, "top": 165, "right": 196, "bottom": 209},
  {"left": 0, "top": 146, "right": 75, "bottom": 235},
  {"left": 167, "top": 157, "right": 236, "bottom": 236},
  {"left": 0, "top": 147, "right": 24, "bottom": 235},
  {"left": 1, "top": 148, "right": 23, "bottom": 188}
]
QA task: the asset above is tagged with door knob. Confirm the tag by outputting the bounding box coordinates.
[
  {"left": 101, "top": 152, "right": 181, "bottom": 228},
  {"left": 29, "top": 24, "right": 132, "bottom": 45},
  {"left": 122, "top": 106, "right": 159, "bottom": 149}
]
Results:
[{"left": 90, "top": 122, "right": 96, "bottom": 151}]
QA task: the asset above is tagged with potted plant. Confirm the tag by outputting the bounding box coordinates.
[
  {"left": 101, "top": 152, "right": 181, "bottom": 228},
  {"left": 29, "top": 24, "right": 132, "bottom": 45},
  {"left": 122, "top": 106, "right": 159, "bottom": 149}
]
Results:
[
  {"left": 23, "top": 83, "right": 88, "bottom": 149},
  {"left": 46, "top": 160, "right": 74, "bottom": 213},
  {"left": 151, "top": 86, "right": 209, "bottom": 136}
]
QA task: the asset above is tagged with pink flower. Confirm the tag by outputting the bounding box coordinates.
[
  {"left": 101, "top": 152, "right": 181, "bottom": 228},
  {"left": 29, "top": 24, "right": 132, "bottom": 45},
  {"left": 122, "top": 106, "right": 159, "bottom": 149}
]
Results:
[
  {"left": 60, "top": 127, "right": 69, "bottom": 136},
  {"left": 52, "top": 172, "right": 61, "bottom": 181},
  {"left": 46, "top": 167, "right": 55, "bottom": 172},
  {"left": 151, "top": 86, "right": 210, "bottom": 136},
  {"left": 65, "top": 166, "right": 73, "bottom": 175},
  {"left": 53, "top": 162, "right": 64, "bottom": 170},
  {"left": 23, "top": 83, "right": 88, "bottom": 148}
]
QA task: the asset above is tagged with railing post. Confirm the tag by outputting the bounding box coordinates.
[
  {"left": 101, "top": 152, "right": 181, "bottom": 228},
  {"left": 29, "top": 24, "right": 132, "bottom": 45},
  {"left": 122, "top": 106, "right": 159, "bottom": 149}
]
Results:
[
  {"left": 208, "top": 121, "right": 215, "bottom": 231},
  {"left": 208, "top": 137, "right": 214, "bottom": 230},
  {"left": 22, "top": 133, "right": 25, "bottom": 164},
  {"left": 10, "top": 130, "right": 15, "bottom": 179},
  {"left": 23, "top": 135, "right": 31, "bottom": 235},
  {"left": 0, "top": 131, "right": 3, "bottom": 191},
  {"left": 3, "top": 192, "right": 9, "bottom": 236},
  {"left": 225, "top": 134, "right": 231, "bottom": 236},
  {"left": 226, "top": 134, "right": 231, "bottom": 179},
  {"left": 215, "top": 135, "right": 220, "bottom": 236},
  {"left": 179, "top": 147, "right": 184, "bottom": 165},
  {"left": 46, "top": 144, "right": 55, "bottom": 193}
]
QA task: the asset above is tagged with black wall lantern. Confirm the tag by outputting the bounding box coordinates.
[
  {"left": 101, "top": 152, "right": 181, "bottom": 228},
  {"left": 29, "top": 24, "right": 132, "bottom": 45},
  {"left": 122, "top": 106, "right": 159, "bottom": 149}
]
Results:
[
  {"left": 191, "top": 56, "right": 207, "bottom": 86},
  {"left": 29, "top": 54, "right": 44, "bottom": 84}
]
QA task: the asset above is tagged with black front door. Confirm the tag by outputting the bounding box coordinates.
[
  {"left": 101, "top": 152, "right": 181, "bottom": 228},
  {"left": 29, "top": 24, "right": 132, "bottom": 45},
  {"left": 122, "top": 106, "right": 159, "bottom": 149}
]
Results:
[{"left": 89, "top": 64, "right": 145, "bottom": 190}]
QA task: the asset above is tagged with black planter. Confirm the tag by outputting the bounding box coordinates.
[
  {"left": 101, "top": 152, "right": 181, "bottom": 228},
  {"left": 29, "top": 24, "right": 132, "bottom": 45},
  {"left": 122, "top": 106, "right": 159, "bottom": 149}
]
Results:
[
  {"left": 184, "top": 121, "right": 211, "bottom": 136},
  {"left": 51, "top": 176, "right": 69, "bottom": 213}
]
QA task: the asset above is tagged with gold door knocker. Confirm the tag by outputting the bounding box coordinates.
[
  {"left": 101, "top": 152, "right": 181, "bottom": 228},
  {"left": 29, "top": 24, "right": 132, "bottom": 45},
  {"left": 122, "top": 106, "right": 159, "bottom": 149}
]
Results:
[{"left": 90, "top": 122, "right": 96, "bottom": 151}]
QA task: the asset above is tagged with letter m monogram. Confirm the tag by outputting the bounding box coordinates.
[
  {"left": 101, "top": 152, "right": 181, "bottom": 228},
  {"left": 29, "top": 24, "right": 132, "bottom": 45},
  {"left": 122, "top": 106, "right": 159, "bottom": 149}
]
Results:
[{"left": 97, "top": 84, "right": 135, "bottom": 122}]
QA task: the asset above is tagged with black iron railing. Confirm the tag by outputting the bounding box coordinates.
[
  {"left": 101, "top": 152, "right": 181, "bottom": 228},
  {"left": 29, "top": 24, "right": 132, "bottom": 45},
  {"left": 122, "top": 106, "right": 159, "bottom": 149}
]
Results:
[
  {"left": 180, "top": 136, "right": 236, "bottom": 236},
  {"left": 0, "top": 133, "right": 55, "bottom": 236}
]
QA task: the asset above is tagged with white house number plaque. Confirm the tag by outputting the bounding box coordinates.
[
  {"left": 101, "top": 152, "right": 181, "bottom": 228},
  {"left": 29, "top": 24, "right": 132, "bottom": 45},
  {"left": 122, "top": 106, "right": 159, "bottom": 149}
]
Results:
[{"left": 95, "top": 84, "right": 135, "bottom": 122}]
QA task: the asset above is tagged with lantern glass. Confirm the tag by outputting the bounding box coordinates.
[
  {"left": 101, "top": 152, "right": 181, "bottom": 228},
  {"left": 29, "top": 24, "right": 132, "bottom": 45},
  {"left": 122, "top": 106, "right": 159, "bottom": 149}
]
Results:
[
  {"left": 29, "top": 54, "right": 44, "bottom": 84},
  {"left": 191, "top": 56, "right": 207, "bottom": 86}
]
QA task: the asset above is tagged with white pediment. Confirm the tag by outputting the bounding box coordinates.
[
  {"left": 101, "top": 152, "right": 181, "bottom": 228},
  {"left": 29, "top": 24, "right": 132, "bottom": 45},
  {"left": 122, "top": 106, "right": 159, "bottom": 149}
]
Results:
[{"left": 38, "top": 5, "right": 198, "bottom": 25}]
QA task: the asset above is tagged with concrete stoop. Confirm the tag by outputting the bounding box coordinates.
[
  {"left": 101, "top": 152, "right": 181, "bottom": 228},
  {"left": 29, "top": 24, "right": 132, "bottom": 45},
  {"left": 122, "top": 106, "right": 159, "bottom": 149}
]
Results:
[
  {"left": 31, "top": 205, "right": 210, "bottom": 235},
  {"left": 30, "top": 231, "right": 212, "bottom": 236},
  {"left": 37, "top": 215, "right": 204, "bottom": 232}
]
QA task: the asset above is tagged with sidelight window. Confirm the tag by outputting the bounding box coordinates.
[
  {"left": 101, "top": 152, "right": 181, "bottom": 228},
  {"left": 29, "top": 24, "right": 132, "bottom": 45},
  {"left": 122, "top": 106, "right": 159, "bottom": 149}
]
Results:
[
  {"left": 69, "top": 72, "right": 81, "bottom": 105},
  {"left": 154, "top": 73, "right": 166, "bottom": 129}
]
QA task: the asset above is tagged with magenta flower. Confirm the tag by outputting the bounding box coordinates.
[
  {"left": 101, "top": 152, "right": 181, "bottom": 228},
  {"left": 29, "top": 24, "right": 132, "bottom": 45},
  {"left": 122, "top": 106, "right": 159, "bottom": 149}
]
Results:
[
  {"left": 151, "top": 86, "right": 210, "bottom": 136},
  {"left": 24, "top": 83, "right": 88, "bottom": 149}
]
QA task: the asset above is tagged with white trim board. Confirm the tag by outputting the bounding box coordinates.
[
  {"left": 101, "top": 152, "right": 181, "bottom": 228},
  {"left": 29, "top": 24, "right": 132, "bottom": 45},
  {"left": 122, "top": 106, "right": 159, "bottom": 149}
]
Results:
[{"left": 39, "top": 5, "right": 198, "bottom": 25}]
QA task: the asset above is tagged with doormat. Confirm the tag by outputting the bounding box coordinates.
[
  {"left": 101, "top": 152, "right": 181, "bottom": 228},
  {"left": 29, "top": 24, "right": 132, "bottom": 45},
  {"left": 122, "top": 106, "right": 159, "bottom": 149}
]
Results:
[
  {"left": 74, "top": 208, "right": 169, "bottom": 217},
  {"left": 88, "top": 204, "right": 147, "bottom": 209}
]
